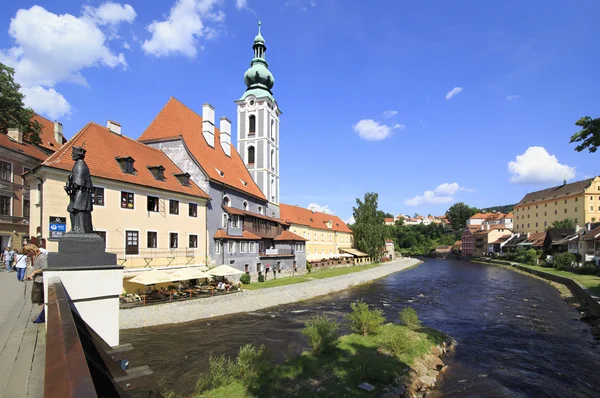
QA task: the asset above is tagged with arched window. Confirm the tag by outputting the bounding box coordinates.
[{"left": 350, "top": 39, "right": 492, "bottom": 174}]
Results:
[
  {"left": 270, "top": 149, "right": 275, "bottom": 170},
  {"left": 270, "top": 119, "right": 274, "bottom": 141},
  {"left": 258, "top": 205, "right": 263, "bottom": 215},
  {"left": 243, "top": 201, "right": 249, "bottom": 211},
  {"left": 247, "top": 146, "right": 255, "bottom": 165},
  {"left": 222, "top": 213, "right": 228, "bottom": 228},
  {"left": 249, "top": 115, "right": 256, "bottom": 135},
  {"left": 222, "top": 195, "right": 230, "bottom": 207},
  {"left": 271, "top": 178, "right": 275, "bottom": 200}
]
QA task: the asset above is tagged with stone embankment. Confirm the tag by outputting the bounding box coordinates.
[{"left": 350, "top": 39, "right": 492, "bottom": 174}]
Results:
[{"left": 120, "top": 258, "right": 421, "bottom": 329}]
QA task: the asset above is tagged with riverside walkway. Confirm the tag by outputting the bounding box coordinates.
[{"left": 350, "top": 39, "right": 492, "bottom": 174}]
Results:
[{"left": 0, "top": 271, "right": 45, "bottom": 398}]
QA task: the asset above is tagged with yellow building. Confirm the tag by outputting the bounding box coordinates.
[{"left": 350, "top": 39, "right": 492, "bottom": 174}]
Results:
[
  {"left": 514, "top": 176, "right": 600, "bottom": 234},
  {"left": 279, "top": 204, "right": 353, "bottom": 260},
  {"left": 26, "top": 121, "right": 210, "bottom": 270}
]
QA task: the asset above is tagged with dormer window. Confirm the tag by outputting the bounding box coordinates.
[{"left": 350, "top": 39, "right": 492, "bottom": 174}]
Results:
[
  {"left": 116, "top": 156, "right": 135, "bottom": 174},
  {"left": 148, "top": 165, "right": 165, "bottom": 181},
  {"left": 174, "top": 172, "right": 191, "bottom": 186},
  {"left": 214, "top": 167, "right": 225, "bottom": 177}
]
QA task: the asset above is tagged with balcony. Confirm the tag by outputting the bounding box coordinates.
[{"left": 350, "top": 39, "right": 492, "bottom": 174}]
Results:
[
  {"left": 259, "top": 248, "right": 294, "bottom": 258},
  {"left": 0, "top": 214, "right": 29, "bottom": 225}
]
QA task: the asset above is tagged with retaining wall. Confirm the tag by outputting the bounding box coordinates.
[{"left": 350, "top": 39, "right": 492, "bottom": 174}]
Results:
[{"left": 120, "top": 258, "right": 420, "bottom": 330}]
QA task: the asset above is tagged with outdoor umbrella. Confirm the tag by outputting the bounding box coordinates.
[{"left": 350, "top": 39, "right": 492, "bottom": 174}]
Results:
[
  {"left": 128, "top": 269, "right": 176, "bottom": 285},
  {"left": 207, "top": 265, "right": 244, "bottom": 277},
  {"left": 169, "top": 268, "right": 212, "bottom": 281}
]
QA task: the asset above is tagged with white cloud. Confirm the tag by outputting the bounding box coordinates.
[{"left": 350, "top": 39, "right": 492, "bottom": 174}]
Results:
[
  {"left": 0, "top": 4, "right": 133, "bottom": 119},
  {"left": 235, "top": 0, "right": 247, "bottom": 9},
  {"left": 345, "top": 215, "right": 355, "bottom": 225},
  {"left": 307, "top": 203, "right": 334, "bottom": 215},
  {"left": 21, "top": 86, "right": 71, "bottom": 119},
  {"left": 506, "top": 94, "right": 520, "bottom": 101},
  {"left": 122, "top": 41, "right": 131, "bottom": 50},
  {"left": 382, "top": 110, "right": 398, "bottom": 118},
  {"left": 404, "top": 182, "right": 473, "bottom": 206},
  {"left": 445, "top": 86, "right": 463, "bottom": 100},
  {"left": 82, "top": 2, "right": 136, "bottom": 26},
  {"left": 310, "top": 1, "right": 317, "bottom": 6},
  {"left": 508, "top": 146, "right": 576, "bottom": 184},
  {"left": 353, "top": 119, "right": 404, "bottom": 141},
  {"left": 142, "top": 0, "right": 222, "bottom": 58}
]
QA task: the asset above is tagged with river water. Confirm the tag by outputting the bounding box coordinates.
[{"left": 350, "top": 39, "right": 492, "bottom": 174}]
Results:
[{"left": 123, "top": 259, "right": 600, "bottom": 397}]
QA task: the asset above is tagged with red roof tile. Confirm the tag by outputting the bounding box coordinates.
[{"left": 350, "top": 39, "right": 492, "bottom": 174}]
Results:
[
  {"left": 223, "top": 206, "right": 288, "bottom": 225},
  {"left": 138, "top": 97, "right": 266, "bottom": 200},
  {"left": 280, "top": 204, "right": 352, "bottom": 233},
  {"left": 33, "top": 114, "right": 65, "bottom": 152},
  {"left": 384, "top": 218, "right": 394, "bottom": 223},
  {"left": 41, "top": 122, "right": 209, "bottom": 199},
  {"left": 214, "top": 229, "right": 261, "bottom": 240},
  {"left": 274, "top": 230, "right": 307, "bottom": 241},
  {"left": 0, "top": 133, "right": 49, "bottom": 161}
]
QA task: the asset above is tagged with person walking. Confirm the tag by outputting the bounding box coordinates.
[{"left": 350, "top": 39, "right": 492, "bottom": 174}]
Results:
[
  {"left": 4, "top": 247, "right": 14, "bottom": 272},
  {"left": 14, "top": 249, "right": 27, "bottom": 282},
  {"left": 24, "top": 244, "right": 46, "bottom": 323}
]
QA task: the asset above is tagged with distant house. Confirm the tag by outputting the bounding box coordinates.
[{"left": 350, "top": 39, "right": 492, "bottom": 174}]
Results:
[
  {"left": 453, "top": 240, "right": 462, "bottom": 252},
  {"left": 467, "top": 212, "right": 493, "bottom": 226},
  {"left": 435, "top": 245, "right": 452, "bottom": 257},
  {"left": 461, "top": 225, "right": 479, "bottom": 256},
  {"left": 385, "top": 239, "right": 395, "bottom": 260},
  {"left": 580, "top": 225, "right": 600, "bottom": 264},
  {"left": 472, "top": 225, "right": 513, "bottom": 257},
  {"left": 384, "top": 217, "right": 395, "bottom": 226},
  {"left": 543, "top": 228, "right": 576, "bottom": 253}
]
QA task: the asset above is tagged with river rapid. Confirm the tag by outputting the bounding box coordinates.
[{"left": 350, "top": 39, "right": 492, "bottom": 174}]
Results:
[{"left": 123, "top": 259, "right": 600, "bottom": 397}]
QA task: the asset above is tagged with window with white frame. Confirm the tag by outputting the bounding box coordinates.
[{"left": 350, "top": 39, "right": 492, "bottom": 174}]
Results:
[
  {"left": 231, "top": 215, "right": 239, "bottom": 228},
  {"left": 228, "top": 241, "right": 235, "bottom": 253},
  {"left": 258, "top": 205, "right": 263, "bottom": 215},
  {"left": 249, "top": 241, "right": 256, "bottom": 253},
  {"left": 189, "top": 234, "right": 198, "bottom": 248},
  {"left": 222, "top": 213, "right": 228, "bottom": 228},
  {"left": 243, "top": 201, "right": 249, "bottom": 211},
  {"left": 240, "top": 241, "right": 247, "bottom": 253},
  {"left": 215, "top": 241, "right": 221, "bottom": 254}
]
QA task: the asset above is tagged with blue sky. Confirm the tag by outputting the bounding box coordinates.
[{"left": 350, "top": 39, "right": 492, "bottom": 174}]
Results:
[{"left": 1, "top": 0, "right": 599, "bottom": 222}]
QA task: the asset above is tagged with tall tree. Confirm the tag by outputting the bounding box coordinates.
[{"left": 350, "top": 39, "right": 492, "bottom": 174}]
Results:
[
  {"left": 570, "top": 116, "right": 600, "bottom": 153},
  {"left": 351, "top": 192, "right": 387, "bottom": 260},
  {"left": 446, "top": 202, "right": 479, "bottom": 230},
  {"left": 0, "top": 62, "right": 41, "bottom": 145},
  {"left": 551, "top": 219, "right": 575, "bottom": 229},
  {"left": 383, "top": 212, "right": 394, "bottom": 219}
]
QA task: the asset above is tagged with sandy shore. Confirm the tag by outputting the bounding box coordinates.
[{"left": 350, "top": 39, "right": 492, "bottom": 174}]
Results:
[{"left": 120, "top": 257, "right": 421, "bottom": 329}]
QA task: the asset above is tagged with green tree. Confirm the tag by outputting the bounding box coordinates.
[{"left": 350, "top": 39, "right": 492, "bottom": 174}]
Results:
[
  {"left": 383, "top": 212, "right": 394, "bottom": 219},
  {"left": 352, "top": 192, "right": 387, "bottom": 259},
  {"left": 445, "top": 202, "right": 479, "bottom": 230},
  {"left": 551, "top": 219, "right": 575, "bottom": 229},
  {"left": 570, "top": 116, "right": 600, "bottom": 153},
  {"left": 0, "top": 62, "right": 41, "bottom": 145}
]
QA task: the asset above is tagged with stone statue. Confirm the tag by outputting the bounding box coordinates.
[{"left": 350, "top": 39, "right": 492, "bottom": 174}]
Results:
[{"left": 65, "top": 145, "right": 95, "bottom": 233}]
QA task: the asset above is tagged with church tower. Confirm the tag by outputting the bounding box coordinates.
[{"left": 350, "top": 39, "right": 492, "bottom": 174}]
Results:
[{"left": 236, "top": 21, "right": 281, "bottom": 218}]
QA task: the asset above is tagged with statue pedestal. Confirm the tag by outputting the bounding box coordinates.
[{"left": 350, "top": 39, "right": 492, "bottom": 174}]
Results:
[{"left": 44, "top": 232, "right": 122, "bottom": 346}]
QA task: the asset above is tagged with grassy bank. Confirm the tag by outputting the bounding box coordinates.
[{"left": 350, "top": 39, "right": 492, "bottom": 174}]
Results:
[
  {"left": 243, "top": 261, "right": 390, "bottom": 290},
  {"left": 164, "top": 304, "right": 449, "bottom": 398},
  {"left": 511, "top": 262, "right": 600, "bottom": 296}
]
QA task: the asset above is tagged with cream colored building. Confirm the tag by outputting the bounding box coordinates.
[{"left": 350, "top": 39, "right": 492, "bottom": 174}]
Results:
[
  {"left": 26, "top": 121, "right": 210, "bottom": 270},
  {"left": 280, "top": 204, "right": 353, "bottom": 260},
  {"left": 514, "top": 177, "right": 600, "bottom": 234}
]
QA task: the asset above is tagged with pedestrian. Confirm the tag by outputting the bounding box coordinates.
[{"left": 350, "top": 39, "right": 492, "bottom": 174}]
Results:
[
  {"left": 4, "top": 246, "right": 14, "bottom": 272},
  {"left": 23, "top": 244, "right": 46, "bottom": 323},
  {"left": 14, "top": 249, "right": 27, "bottom": 282}
]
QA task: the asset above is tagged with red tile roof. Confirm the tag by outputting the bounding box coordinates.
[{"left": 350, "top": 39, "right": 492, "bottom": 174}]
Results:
[
  {"left": 41, "top": 122, "right": 209, "bottom": 199},
  {"left": 33, "top": 114, "right": 65, "bottom": 152},
  {"left": 471, "top": 212, "right": 494, "bottom": 219},
  {"left": 274, "top": 230, "right": 307, "bottom": 241},
  {"left": 384, "top": 218, "right": 394, "bottom": 223},
  {"left": 280, "top": 204, "right": 352, "bottom": 233},
  {"left": 214, "top": 229, "right": 261, "bottom": 240},
  {"left": 223, "top": 206, "right": 288, "bottom": 225},
  {"left": 0, "top": 133, "right": 49, "bottom": 161},
  {"left": 138, "top": 97, "right": 266, "bottom": 200}
]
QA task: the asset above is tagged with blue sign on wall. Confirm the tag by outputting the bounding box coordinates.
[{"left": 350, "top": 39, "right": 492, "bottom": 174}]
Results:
[{"left": 49, "top": 216, "right": 67, "bottom": 239}]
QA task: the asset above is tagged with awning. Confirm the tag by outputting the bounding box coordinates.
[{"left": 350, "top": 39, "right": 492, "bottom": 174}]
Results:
[
  {"left": 208, "top": 264, "right": 244, "bottom": 276},
  {"left": 128, "top": 269, "right": 176, "bottom": 285},
  {"left": 168, "top": 268, "right": 212, "bottom": 281},
  {"left": 339, "top": 248, "right": 369, "bottom": 257},
  {"left": 123, "top": 265, "right": 208, "bottom": 279}
]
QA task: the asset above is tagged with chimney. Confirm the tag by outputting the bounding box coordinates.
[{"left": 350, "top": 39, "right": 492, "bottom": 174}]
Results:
[
  {"left": 202, "top": 103, "right": 215, "bottom": 148},
  {"left": 53, "top": 121, "right": 64, "bottom": 144},
  {"left": 219, "top": 117, "right": 231, "bottom": 157},
  {"left": 107, "top": 120, "right": 121, "bottom": 136},
  {"left": 7, "top": 127, "right": 23, "bottom": 144}
]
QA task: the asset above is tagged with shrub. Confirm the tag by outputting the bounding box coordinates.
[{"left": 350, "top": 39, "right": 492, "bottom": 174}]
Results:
[
  {"left": 302, "top": 315, "right": 339, "bottom": 356},
  {"left": 235, "top": 344, "right": 269, "bottom": 388},
  {"left": 345, "top": 300, "right": 385, "bottom": 336},
  {"left": 239, "top": 274, "right": 251, "bottom": 284},
  {"left": 554, "top": 252, "right": 576, "bottom": 271},
  {"left": 576, "top": 261, "right": 598, "bottom": 275},
  {"left": 399, "top": 307, "right": 421, "bottom": 329},
  {"left": 306, "top": 262, "right": 312, "bottom": 273},
  {"left": 195, "top": 354, "right": 236, "bottom": 393},
  {"left": 381, "top": 327, "right": 411, "bottom": 357},
  {"left": 257, "top": 274, "right": 265, "bottom": 282}
]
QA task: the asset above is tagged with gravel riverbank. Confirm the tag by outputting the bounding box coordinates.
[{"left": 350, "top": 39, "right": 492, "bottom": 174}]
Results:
[{"left": 120, "top": 258, "right": 421, "bottom": 329}]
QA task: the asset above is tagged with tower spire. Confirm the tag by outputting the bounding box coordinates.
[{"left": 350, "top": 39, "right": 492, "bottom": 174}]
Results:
[{"left": 241, "top": 20, "right": 274, "bottom": 99}]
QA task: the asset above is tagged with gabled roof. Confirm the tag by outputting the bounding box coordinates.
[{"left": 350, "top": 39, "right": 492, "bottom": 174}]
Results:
[
  {"left": 516, "top": 178, "right": 597, "bottom": 206},
  {"left": 40, "top": 122, "right": 209, "bottom": 199},
  {"left": 214, "top": 229, "right": 260, "bottom": 240},
  {"left": 384, "top": 218, "right": 394, "bottom": 223},
  {"left": 274, "top": 230, "right": 307, "bottom": 241},
  {"left": 279, "top": 203, "right": 352, "bottom": 233},
  {"left": 470, "top": 212, "right": 493, "bottom": 219},
  {"left": 223, "top": 206, "right": 287, "bottom": 225},
  {"left": 582, "top": 225, "right": 600, "bottom": 241},
  {"left": 0, "top": 133, "right": 49, "bottom": 161},
  {"left": 138, "top": 97, "right": 266, "bottom": 200},
  {"left": 33, "top": 114, "right": 65, "bottom": 152}
]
